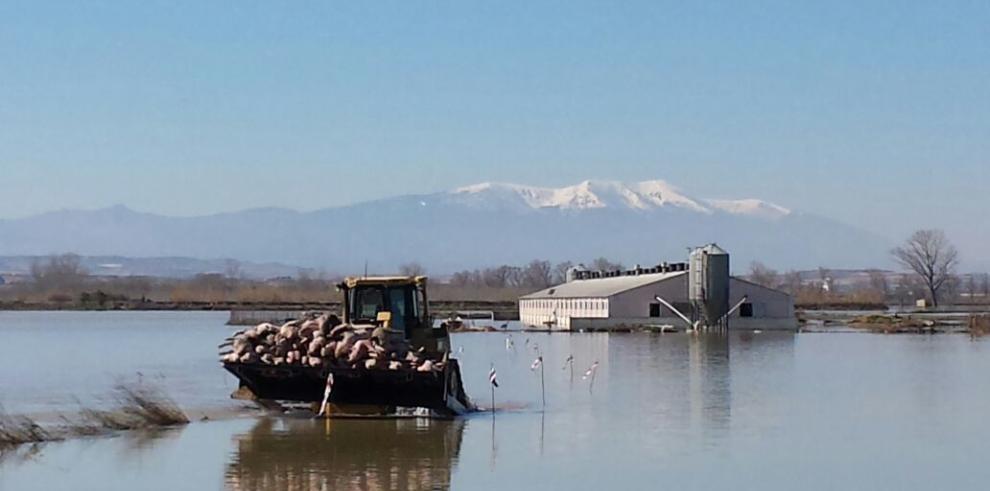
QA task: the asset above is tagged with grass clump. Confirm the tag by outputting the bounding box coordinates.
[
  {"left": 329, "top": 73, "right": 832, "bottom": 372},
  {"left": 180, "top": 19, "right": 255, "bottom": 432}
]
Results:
[
  {"left": 73, "top": 384, "right": 189, "bottom": 432},
  {"left": 1, "top": 383, "right": 189, "bottom": 451},
  {"left": 112, "top": 384, "right": 190, "bottom": 427},
  {"left": 0, "top": 408, "right": 53, "bottom": 449}
]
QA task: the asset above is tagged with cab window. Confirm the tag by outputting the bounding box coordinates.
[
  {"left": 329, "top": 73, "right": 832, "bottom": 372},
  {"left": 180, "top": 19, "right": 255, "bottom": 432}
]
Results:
[
  {"left": 388, "top": 287, "right": 412, "bottom": 333},
  {"left": 352, "top": 287, "right": 385, "bottom": 320}
]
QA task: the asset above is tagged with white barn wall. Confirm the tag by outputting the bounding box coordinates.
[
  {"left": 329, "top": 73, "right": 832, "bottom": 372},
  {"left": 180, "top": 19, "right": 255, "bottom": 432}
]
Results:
[
  {"left": 727, "top": 278, "right": 794, "bottom": 319},
  {"left": 519, "top": 297, "right": 609, "bottom": 330},
  {"left": 607, "top": 274, "right": 689, "bottom": 318}
]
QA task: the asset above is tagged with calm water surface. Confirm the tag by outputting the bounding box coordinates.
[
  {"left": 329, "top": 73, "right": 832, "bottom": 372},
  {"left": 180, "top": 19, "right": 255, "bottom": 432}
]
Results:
[{"left": 2, "top": 311, "right": 990, "bottom": 490}]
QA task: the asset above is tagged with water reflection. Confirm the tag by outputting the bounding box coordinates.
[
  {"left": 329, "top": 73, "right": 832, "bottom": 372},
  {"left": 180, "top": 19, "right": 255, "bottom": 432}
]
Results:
[
  {"left": 598, "top": 334, "right": 734, "bottom": 432},
  {"left": 0, "top": 442, "right": 45, "bottom": 468},
  {"left": 688, "top": 334, "right": 731, "bottom": 435},
  {"left": 225, "top": 417, "right": 465, "bottom": 491}
]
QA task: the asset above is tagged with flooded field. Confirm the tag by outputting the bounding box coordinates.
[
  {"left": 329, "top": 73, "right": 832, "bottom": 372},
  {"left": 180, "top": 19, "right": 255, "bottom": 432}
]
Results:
[{"left": 3, "top": 311, "right": 990, "bottom": 490}]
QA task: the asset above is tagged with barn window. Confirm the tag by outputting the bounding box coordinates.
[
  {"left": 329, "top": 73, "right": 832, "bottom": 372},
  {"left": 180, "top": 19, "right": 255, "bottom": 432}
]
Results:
[
  {"left": 740, "top": 303, "right": 754, "bottom": 318},
  {"left": 649, "top": 303, "right": 661, "bottom": 317}
]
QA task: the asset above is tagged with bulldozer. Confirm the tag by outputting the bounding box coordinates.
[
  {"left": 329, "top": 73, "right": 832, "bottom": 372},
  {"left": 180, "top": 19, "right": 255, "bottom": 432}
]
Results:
[{"left": 222, "top": 276, "right": 473, "bottom": 417}]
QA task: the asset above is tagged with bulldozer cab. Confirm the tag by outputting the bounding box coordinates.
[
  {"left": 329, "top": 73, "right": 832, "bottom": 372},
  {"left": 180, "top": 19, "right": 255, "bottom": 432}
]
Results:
[{"left": 338, "top": 276, "right": 448, "bottom": 354}]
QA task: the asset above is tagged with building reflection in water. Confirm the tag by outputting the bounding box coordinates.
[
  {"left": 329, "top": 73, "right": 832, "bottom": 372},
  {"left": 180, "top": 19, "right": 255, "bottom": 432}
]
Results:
[
  {"left": 599, "top": 330, "right": 796, "bottom": 447},
  {"left": 225, "top": 417, "right": 465, "bottom": 491},
  {"left": 688, "top": 334, "right": 731, "bottom": 437}
]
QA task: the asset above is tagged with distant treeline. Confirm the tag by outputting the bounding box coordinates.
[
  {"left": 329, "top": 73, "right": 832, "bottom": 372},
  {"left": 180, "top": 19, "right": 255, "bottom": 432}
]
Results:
[
  {"left": 440, "top": 257, "right": 624, "bottom": 290},
  {"left": 0, "top": 254, "right": 620, "bottom": 307},
  {"left": 1, "top": 256, "right": 338, "bottom": 306},
  {"left": 7, "top": 253, "right": 987, "bottom": 311},
  {"left": 745, "top": 262, "right": 990, "bottom": 308}
]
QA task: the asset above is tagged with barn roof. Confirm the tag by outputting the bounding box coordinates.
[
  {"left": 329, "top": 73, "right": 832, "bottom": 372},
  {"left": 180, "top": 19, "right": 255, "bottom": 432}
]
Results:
[{"left": 520, "top": 271, "right": 687, "bottom": 299}]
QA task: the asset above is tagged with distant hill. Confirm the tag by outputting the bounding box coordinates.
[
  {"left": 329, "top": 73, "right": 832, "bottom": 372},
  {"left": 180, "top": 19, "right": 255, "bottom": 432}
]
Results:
[
  {"left": 0, "top": 255, "right": 302, "bottom": 280},
  {"left": 0, "top": 179, "right": 892, "bottom": 273}
]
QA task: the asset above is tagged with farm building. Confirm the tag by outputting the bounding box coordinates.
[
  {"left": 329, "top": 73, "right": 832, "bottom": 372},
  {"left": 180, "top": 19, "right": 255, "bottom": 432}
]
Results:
[{"left": 519, "top": 245, "right": 795, "bottom": 331}]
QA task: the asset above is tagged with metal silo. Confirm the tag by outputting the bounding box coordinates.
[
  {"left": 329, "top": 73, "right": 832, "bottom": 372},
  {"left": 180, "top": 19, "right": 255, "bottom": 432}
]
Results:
[{"left": 688, "top": 244, "right": 730, "bottom": 329}]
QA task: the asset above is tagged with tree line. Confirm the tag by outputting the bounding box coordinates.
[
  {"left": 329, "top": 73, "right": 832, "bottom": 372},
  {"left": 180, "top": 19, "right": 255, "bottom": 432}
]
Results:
[
  {"left": 3, "top": 254, "right": 627, "bottom": 305},
  {"left": 746, "top": 229, "right": 986, "bottom": 307},
  {"left": 6, "top": 230, "right": 983, "bottom": 308},
  {"left": 411, "top": 257, "right": 624, "bottom": 290},
  {"left": 1, "top": 254, "right": 342, "bottom": 305}
]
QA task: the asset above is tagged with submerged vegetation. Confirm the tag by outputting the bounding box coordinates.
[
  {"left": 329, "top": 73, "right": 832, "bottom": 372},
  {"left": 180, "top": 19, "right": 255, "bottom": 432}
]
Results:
[
  {"left": 0, "top": 384, "right": 188, "bottom": 452},
  {"left": 849, "top": 314, "right": 939, "bottom": 334},
  {"left": 969, "top": 315, "right": 990, "bottom": 337},
  {"left": 0, "top": 408, "right": 51, "bottom": 448},
  {"left": 846, "top": 313, "right": 990, "bottom": 336}
]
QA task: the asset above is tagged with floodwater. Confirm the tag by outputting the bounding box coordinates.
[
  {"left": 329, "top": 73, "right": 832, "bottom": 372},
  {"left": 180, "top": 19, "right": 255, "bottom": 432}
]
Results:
[{"left": 2, "top": 312, "right": 990, "bottom": 490}]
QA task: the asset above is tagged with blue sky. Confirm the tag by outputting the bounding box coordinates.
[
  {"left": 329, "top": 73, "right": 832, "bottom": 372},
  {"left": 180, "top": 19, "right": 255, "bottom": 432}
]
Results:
[{"left": 1, "top": 1, "right": 987, "bottom": 259}]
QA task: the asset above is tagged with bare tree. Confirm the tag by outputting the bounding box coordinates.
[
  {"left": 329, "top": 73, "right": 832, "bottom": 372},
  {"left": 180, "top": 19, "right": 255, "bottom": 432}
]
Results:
[
  {"left": 589, "top": 257, "right": 623, "bottom": 272},
  {"left": 482, "top": 265, "right": 518, "bottom": 288},
  {"left": 449, "top": 270, "right": 475, "bottom": 287},
  {"left": 30, "top": 253, "right": 88, "bottom": 291},
  {"left": 552, "top": 261, "right": 574, "bottom": 284},
  {"left": 521, "top": 260, "right": 553, "bottom": 289},
  {"left": 748, "top": 261, "right": 779, "bottom": 288},
  {"left": 781, "top": 270, "right": 803, "bottom": 295},
  {"left": 891, "top": 229, "right": 959, "bottom": 307},
  {"left": 967, "top": 274, "right": 978, "bottom": 303},
  {"left": 398, "top": 262, "right": 426, "bottom": 276},
  {"left": 982, "top": 273, "right": 990, "bottom": 302}
]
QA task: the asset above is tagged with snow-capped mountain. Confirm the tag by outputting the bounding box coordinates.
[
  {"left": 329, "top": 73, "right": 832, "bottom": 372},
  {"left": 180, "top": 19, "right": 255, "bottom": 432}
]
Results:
[
  {"left": 448, "top": 180, "right": 790, "bottom": 218},
  {"left": 0, "top": 179, "right": 890, "bottom": 273}
]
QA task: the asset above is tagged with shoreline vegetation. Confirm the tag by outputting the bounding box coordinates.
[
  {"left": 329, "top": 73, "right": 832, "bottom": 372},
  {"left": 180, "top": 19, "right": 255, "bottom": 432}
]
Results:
[
  {"left": 0, "top": 384, "right": 188, "bottom": 453},
  {"left": 0, "top": 254, "right": 532, "bottom": 317},
  {"left": 799, "top": 311, "right": 990, "bottom": 336},
  {"left": 2, "top": 253, "right": 987, "bottom": 322},
  {"left": 0, "top": 298, "right": 522, "bottom": 319}
]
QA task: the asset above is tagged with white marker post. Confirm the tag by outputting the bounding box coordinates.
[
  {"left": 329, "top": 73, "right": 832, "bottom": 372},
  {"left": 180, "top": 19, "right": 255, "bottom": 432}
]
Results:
[
  {"left": 317, "top": 373, "right": 334, "bottom": 417},
  {"left": 531, "top": 355, "right": 545, "bottom": 409},
  {"left": 563, "top": 354, "right": 574, "bottom": 386},
  {"left": 583, "top": 361, "right": 599, "bottom": 393},
  {"left": 488, "top": 365, "right": 499, "bottom": 415}
]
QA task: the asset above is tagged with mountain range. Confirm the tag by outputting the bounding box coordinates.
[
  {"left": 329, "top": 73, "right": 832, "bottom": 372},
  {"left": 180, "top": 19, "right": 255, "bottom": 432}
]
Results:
[{"left": 0, "top": 179, "right": 891, "bottom": 274}]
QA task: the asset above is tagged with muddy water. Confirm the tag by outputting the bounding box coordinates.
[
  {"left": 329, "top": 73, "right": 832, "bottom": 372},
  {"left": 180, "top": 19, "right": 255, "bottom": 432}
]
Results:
[{"left": 2, "top": 311, "right": 990, "bottom": 490}]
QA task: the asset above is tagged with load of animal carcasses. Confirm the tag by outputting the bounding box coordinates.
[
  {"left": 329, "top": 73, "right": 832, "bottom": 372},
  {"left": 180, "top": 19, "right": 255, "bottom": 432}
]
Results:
[{"left": 218, "top": 312, "right": 446, "bottom": 373}]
